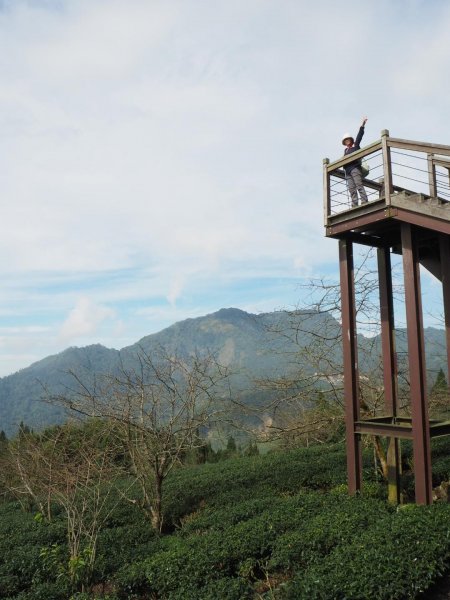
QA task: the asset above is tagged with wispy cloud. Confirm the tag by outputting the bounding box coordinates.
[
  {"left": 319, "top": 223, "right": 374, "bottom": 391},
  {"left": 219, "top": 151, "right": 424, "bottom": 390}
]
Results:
[{"left": 58, "top": 296, "right": 117, "bottom": 343}]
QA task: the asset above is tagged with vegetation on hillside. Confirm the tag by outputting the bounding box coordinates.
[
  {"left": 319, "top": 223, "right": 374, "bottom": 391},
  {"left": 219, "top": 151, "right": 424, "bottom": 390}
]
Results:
[{"left": 2, "top": 420, "right": 450, "bottom": 599}]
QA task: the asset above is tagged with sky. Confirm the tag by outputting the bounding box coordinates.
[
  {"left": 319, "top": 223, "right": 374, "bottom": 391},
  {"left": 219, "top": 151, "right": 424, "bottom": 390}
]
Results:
[{"left": 1, "top": 0, "right": 450, "bottom": 377}]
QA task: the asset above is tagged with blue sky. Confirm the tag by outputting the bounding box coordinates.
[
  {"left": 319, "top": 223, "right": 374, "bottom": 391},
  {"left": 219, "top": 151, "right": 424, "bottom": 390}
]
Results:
[{"left": 1, "top": 0, "right": 450, "bottom": 376}]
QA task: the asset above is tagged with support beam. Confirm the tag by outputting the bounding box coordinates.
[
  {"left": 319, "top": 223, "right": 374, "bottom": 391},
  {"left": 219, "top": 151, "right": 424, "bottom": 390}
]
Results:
[
  {"left": 339, "top": 239, "right": 362, "bottom": 494},
  {"left": 378, "top": 247, "right": 398, "bottom": 416},
  {"left": 377, "top": 247, "right": 401, "bottom": 503},
  {"left": 439, "top": 234, "right": 450, "bottom": 385},
  {"left": 401, "top": 223, "right": 433, "bottom": 505}
]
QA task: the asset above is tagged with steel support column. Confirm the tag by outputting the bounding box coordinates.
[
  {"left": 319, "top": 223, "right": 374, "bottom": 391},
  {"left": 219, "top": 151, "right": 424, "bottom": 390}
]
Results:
[
  {"left": 401, "top": 223, "right": 432, "bottom": 504},
  {"left": 439, "top": 234, "right": 450, "bottom": 385},
  {"left": 339, "top": 239, "right": 362, "bottom": 494},
  {"left": 378, "top": 247, "right": 398, "bottom": 415},
  {"left": 377, "top": 247, "right": 401, "bottom": 503}
]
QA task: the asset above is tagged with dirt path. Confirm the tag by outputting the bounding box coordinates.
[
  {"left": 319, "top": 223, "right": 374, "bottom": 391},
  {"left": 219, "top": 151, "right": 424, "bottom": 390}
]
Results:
[{"left": 420, "top": 575, "right": 450, "bottom": 599}]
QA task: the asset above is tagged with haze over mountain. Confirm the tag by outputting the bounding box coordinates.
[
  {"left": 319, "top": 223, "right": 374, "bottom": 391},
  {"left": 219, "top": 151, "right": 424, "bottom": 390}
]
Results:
[{"left": 0, "top": 308, "right": 447, "bottom": 436}]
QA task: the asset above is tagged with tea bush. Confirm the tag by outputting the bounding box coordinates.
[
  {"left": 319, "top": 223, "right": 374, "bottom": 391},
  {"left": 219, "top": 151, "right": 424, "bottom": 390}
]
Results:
[
  {"left": 162, "top": 442, "right": 363, "bottom": 527},
  {"left": 4, "top": 439, "right": 450, "bottom": 599},
  {"left": 277, "top": 503, "right": 450, "bottom": 600},
  {"left": 0, "top": 504, "right": 66, "bottom": 598},
  {"left": 268, "top": 494, "right": 392, "bottom": 571},
  {"left": 6, "top": 581, "right": 70, "bottom": 600},
  {"left": 115, "top": 492, "right": 392, "bottom": 598},
  {"left": 93, "top": 522, "right": 158, "bottom": 579}
]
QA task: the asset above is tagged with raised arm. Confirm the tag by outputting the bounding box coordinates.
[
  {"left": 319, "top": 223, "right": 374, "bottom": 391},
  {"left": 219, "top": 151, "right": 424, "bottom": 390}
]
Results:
[{"left": 354, "top": 117, "right": 368, "bottom": 148}]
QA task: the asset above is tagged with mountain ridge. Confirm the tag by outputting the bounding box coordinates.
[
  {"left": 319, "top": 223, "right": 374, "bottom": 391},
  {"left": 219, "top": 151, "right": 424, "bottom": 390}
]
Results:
[{"left": 0, "top": 307, "right": 447, "bottom": 436}]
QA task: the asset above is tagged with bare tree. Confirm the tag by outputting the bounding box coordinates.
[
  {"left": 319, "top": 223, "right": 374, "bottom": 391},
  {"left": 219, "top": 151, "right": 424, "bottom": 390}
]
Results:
[
  {"left": 0, "top": 424, "right": 56, "bottom": 517},
  {"left": 45, "top": 423, "right": 122, "bottom": 587},
  {"left": 247, "top": 248, "right": 411, "bottom": 479},
  {"left": 1, "top": 420, "right": 121, "bottom": 590},
  {"left": 49, "top": 345, "right": 231, "bottom": 531}
]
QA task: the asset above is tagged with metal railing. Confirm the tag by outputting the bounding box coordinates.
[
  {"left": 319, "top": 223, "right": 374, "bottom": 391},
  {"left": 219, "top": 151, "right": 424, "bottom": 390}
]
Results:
[{"left": 323, "top": 130, "right": 450, "bottom": 224}]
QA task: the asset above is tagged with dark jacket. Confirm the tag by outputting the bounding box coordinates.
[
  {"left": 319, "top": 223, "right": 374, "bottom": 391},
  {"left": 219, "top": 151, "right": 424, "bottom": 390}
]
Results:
[{"left": 343, "top": 126, "right": 365, "bottom": 175}]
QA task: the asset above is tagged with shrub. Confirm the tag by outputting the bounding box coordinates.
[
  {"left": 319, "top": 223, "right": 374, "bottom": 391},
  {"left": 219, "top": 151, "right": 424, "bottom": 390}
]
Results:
[
  {"left": 162, "top": 443, "right": 353, "bottom": 527},
  {"left": 94, "top": 523, "right": 158, "bottom": 578},
  {"left": 277, "top": 503, "right": 450, "bottom": 600},
  {"left": 268, "top": 494, "right": 391, "bottom": 571},
  {"left": 6, "top": 580, "right": 70, "bottom": 600}
]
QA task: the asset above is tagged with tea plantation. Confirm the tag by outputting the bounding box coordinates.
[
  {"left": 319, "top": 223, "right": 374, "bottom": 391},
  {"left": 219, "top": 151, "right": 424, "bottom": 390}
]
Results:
[{"left": 3, "top": 440, "right": 450, "bottom": 599}]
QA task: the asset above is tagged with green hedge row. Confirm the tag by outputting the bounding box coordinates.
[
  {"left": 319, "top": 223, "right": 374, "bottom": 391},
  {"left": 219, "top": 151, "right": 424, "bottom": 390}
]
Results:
[
  {"left": 0, "top": 504, "right": 66, "bottom": 598},
  {"left": 3, "top": 438, "right": 450, "bottom": 599},
  {"left": 162, "top": 442, "right": 376, "bottom": 527},
  {"left": 278, "top": 503, "right": 450, "bottom": 599},
  {"left": 114, "top": 491, "right": 391, "bottom": 599},
  {"left": 114, "top": 489, "right": 450, "bottom": 600}
]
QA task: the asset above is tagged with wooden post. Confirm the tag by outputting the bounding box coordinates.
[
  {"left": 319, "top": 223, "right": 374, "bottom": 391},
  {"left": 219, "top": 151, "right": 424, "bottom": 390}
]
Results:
[
  {"left": 381, "top": 129, "right": 392, "bottom": 206},
  {"left": 339, "top": 239, "right": 362, "bottom": 494},
  {"left": 401, "top": 223, "right": 432, "bottom": 505},
  {"left": 323, "top": 158, "right": 330, "bottom": 224},
  {"left": 427, "top": 154, "right": 437, "bottom": 197},
  {"left": 377, "top": 246, "right": 401, "bottom": 503}
]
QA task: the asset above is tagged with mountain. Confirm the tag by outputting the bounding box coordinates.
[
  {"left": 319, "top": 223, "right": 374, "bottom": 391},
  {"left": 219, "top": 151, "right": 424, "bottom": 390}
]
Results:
[
  {"left": 0, "top": 308, "right": 336, "bottom": 436},
  {"left": 0, "top": 308, "right": 447, "bottom": 436}
]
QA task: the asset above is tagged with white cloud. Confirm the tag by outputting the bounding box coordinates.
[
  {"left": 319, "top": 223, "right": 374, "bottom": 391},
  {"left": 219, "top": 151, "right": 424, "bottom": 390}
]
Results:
[{"left": 59, "top": 297, "right": 116, "bottom": 343}]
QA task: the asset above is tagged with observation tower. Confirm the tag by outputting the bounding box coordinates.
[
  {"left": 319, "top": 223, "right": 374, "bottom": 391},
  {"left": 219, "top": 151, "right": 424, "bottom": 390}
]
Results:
[{"left": 323, "top": 130, "right": 450, "bottom": 504}]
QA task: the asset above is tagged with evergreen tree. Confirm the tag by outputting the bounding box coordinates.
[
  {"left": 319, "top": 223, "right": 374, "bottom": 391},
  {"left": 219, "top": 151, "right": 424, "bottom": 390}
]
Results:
[
  {"left": 0, "top": 430, "right": 8, "bottom": 455},
  {"left": 244, "top": 441, "right": 259, "bottom": 457},
  {"left": 18, "top": 422, "right": 31, "bottom": 437},
  {"left": 432, "top": 368, "right": 448, "bottom": 394},
  {"left": 226, "top": 435, "right": 237, "bottom": 455},
  {"left": 430, "top": 368, "right": 449, "bottom": 417}
]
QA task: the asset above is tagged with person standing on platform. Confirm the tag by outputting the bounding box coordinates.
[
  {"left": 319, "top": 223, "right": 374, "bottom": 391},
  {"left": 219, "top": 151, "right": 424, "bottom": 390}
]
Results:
[{"left": 342, "top": 117, "right": 368, "bottom": 207}]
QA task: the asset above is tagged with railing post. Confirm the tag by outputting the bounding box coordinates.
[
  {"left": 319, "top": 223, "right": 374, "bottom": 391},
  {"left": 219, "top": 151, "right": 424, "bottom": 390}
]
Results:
[
  {"left": 381, "top": 129, "right": 392, "bottom": 206},
  {"left": 427, "top": 153, "right": 437, "bottom": 197},
  {"left": 323, "top": 158, "right": 330, "bottom": 224}
]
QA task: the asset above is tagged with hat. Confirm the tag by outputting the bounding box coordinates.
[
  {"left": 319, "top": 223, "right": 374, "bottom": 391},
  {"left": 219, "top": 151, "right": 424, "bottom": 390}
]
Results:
[{"left": 342, "top": 132, "right": 354, "bottom": 145}]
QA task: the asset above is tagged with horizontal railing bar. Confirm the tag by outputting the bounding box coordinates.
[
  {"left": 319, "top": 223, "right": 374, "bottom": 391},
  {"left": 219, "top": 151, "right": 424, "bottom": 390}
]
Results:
[
  {"left": 354, "top": 421, "right": 414, "bottom": 439},
  {"left": 388, "top": 137, "right": 450, "bottom": 156},
  {"left": 433, "top": 158, "right": 450, "bottom": 169},
  {"left": 430, "top": 421, "right": 450, "bottom": 437},
  {"left": 330, "top": 169, "right": 420, "bottom": 196},
  {"left": 326, "top": 140, "right": 382, "bottom": 172}
]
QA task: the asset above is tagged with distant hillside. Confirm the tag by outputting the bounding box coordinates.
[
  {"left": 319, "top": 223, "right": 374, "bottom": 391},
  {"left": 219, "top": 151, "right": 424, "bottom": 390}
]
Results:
[{"left": 0, "top": 308, "right": 447, "bottom": 436}]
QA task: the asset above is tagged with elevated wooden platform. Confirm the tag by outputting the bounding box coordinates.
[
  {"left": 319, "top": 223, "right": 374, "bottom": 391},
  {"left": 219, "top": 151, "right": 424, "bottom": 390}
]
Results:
[
  {"left": 323, "top": 131, "right": 450, "bottom": 504},
  {"left": 324, "top": 129, "right": 450, "bottom": 242},
  {"left": 327, "top": 192, "right": 450, "bottom": 239},
  {"left": 327, "top": 192, "right": 450, "bottom": 282}
]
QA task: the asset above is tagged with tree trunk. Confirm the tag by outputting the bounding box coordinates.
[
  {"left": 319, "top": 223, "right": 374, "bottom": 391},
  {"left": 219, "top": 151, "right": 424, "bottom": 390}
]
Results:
[
  {"left": 151, "top": 474, "right": 163, "bottom": 533},
  {"left": 373, "top": 436, "right": 388, "bottom": 480}
]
